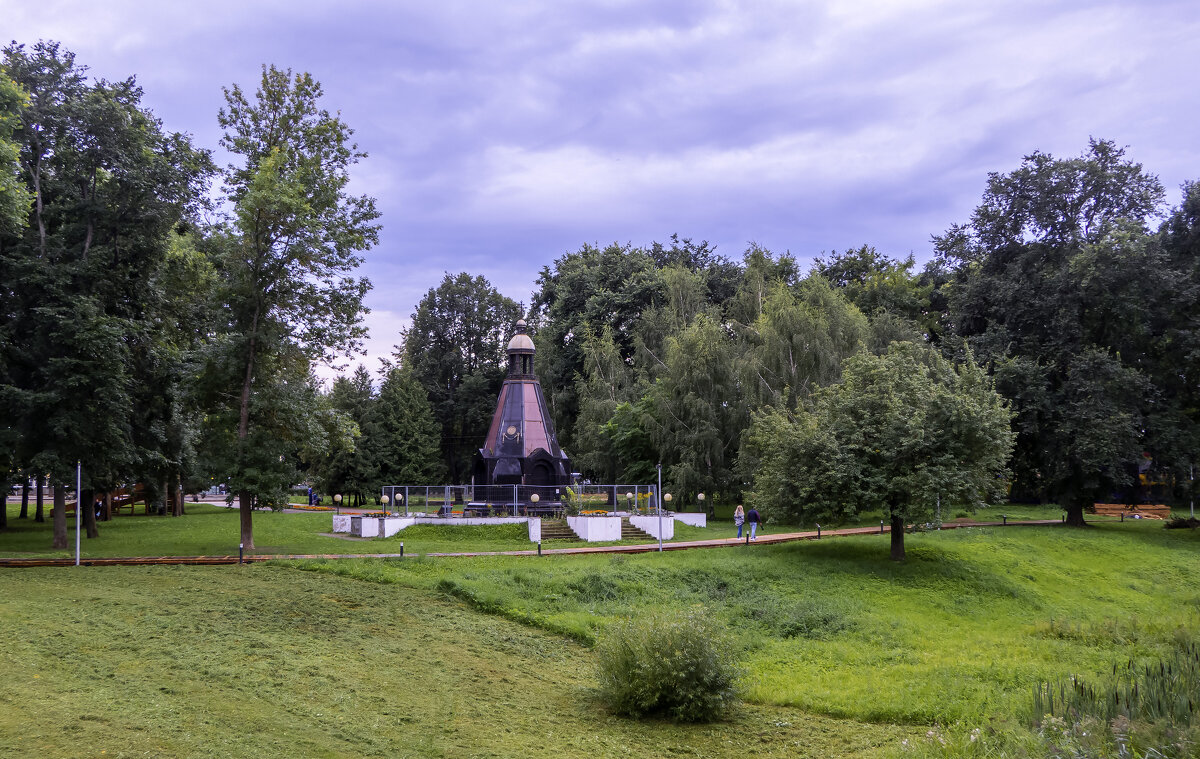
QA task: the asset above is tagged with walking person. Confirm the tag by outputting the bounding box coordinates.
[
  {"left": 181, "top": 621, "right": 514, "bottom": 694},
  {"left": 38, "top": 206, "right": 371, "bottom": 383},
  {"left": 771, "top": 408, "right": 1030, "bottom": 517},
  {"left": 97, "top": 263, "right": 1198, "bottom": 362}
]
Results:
[
  {"left": 747, "top": 506, "right": 761, "bottom": 541},
  {"left": 733, "top": 504, "right": 745, "bottom": 538}
]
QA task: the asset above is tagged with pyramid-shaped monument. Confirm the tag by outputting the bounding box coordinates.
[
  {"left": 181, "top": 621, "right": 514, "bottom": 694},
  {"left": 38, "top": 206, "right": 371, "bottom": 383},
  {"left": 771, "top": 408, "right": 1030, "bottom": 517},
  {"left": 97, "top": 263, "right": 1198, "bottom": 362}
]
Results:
[{"left": 471, "top": 320, "right": 571, "bottom": 501}]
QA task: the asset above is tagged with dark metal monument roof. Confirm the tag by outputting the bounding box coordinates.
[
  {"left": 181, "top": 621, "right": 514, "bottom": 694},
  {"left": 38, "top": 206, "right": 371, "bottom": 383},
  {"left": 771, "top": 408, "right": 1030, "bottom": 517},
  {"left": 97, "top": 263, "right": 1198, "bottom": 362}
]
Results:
[{"left": 472, "top": 320, "right": 571, "bottom": 491}]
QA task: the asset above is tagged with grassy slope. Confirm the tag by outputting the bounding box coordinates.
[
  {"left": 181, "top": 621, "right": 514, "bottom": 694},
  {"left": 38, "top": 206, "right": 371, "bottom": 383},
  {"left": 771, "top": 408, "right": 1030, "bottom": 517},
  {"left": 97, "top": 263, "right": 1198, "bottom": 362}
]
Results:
[
  {"left": 0, "top": 565, "right": 910, "bottom": 758},
  {"left": 4, "top": 502, "right": 1198, "bottom": 754},
  {"left": 294, "top": 521, "right": 1200, "bottom": 724}
]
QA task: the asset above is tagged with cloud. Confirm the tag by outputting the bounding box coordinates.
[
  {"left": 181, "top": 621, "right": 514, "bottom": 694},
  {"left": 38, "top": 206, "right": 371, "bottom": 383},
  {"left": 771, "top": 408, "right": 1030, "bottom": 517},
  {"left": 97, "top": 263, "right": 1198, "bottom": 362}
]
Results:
[{"left": 6, "top": 0, "right": 1198, "bottom": 361}]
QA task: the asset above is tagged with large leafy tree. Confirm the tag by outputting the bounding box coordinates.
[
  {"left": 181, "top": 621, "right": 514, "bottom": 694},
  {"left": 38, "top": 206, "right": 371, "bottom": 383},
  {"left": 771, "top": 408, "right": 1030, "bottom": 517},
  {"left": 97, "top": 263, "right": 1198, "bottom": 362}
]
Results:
[
  {"left": 937, "top": 139, "right": 1167, "bottom": 524},
  {"left": 530, "top": 243, "right": 664, "bottom": 450},
  {"left": 0, "top": 41, "right": 210, "bottom": 545},
  {"left": 0, "top": 71, "right": 30, "bottom": 235},
  {"left": 740, "top": 276, "right": 868, "bottom": 410},
  {"left": 1152, "top": 181, "right": 1200, "bottom": 501},
  {"left": 747, "top": 342, "right": 1014, "bottom": 561},
  {"left": 571, "top": 325, "right": 640, "bottom": 481},
  {"left": 212, "top": 65, "right": 379, "bottom": 548},
  {"left": 399, "top": 273, "right": 520, "bottom": 482},
  {"left": 812, "top": 246, "right": 929, "bottom": 322}
]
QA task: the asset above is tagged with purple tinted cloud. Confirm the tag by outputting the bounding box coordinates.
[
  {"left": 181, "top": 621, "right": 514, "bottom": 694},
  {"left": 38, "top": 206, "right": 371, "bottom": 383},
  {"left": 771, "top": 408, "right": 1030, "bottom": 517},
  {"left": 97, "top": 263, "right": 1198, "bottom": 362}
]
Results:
[{"left": 7, "top": 0, "right": 1198, "bottom": 374}]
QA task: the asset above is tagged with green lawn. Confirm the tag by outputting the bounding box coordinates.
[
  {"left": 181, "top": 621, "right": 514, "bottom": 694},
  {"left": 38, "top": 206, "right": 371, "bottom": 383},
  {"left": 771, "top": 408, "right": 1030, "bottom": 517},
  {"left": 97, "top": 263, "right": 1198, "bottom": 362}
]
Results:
[
  {"left": 4, "top": 501, "right": 1199, "bottom": 755},
  {"left": 291, "top": 519, "right": 1200, "bottom": 728},
  {"left": 1, "top": 564, "right": 912, "bottom": 758},
  {"left": 0, "top": 499, "right": 1178, "bottom": 560}
]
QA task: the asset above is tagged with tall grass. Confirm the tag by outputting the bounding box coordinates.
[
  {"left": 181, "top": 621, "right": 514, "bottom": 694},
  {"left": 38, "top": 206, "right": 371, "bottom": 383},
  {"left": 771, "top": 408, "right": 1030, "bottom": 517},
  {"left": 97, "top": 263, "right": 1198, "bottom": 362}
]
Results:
[{"left": 1032, "top": 638, "right": 1200, "bottom": 726}]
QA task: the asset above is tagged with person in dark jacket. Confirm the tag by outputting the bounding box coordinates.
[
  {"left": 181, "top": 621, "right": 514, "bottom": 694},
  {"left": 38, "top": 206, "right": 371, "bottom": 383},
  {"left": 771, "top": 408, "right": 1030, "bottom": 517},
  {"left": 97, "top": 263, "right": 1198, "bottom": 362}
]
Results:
[{"left": 746, "top": 507, "right": 761, "bottom": 541}]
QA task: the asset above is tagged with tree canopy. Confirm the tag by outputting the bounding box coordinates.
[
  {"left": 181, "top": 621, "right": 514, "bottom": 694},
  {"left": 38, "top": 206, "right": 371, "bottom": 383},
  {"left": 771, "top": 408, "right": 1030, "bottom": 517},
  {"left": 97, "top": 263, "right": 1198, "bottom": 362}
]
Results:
[
  {"left": 209, "top": 64, "right": 379, "bottom": 548},
  {"left": 746, "top": 342, "right": 1014, "bottom": 560}
]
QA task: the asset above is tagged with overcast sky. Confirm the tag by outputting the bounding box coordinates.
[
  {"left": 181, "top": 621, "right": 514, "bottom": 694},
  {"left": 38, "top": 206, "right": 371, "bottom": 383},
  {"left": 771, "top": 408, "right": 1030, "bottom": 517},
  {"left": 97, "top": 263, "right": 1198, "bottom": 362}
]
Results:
[{"left": 6, "top": 0, "right": 1198, "bottom": 375}]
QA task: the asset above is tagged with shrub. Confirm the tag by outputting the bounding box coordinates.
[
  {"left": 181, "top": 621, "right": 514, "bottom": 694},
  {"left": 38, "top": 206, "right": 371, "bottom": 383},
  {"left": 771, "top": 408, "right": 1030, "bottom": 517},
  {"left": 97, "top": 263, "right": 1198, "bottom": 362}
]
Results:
[
  {"left": 596, "top": 610, "right": 741, "bottom": 722},
  {"left": 1165, "top": 516, "right": 1200, "bottom": 529}
]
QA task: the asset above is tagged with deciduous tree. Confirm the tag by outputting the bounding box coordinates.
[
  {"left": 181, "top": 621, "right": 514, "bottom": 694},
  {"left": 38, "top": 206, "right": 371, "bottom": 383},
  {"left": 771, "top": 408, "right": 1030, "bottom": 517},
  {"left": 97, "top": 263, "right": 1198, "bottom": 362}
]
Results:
[
  {"left": 747, "top": 342, "right": 1013, "bottom": 560},
  {"left": 213, "top": 65, "right": 379, "bottom": 548},
  {"left": 937, "top": 139, "right": 1166, "bottom": 524},
  {"left": 399, "top": 273, "right": 520, "bottom": 482}
]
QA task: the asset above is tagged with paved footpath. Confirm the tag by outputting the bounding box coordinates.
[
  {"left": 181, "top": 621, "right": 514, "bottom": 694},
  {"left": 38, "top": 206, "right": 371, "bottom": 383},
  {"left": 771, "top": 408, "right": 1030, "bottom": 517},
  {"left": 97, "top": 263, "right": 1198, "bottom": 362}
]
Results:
[{"left": 0, "top": 518, "right": 1065, "bottom": 567}]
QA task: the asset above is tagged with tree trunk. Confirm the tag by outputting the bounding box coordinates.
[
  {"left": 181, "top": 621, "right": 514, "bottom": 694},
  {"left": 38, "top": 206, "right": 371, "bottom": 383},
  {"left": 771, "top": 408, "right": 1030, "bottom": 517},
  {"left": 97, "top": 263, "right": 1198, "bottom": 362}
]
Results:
[
  {"left": 35, "top": 477, "right": 44, "bottom": 523},
  {"left": 19, "top": 482, "right": 29, "bottom": 519},
  {"left": 236, "top": 308, "right": 260, "bottom": 550},
  {"left": 81, "top": 487, "right": 98, "bottom": 538},
  {"left": 239, "top": 490, "right": 254, "bottom": 550},
  {"left": 1065, "top": 502, "right": 1086, "bottom": 526},
  {"left": 0, "top": 487, "right": 6, "bottom": 531},
  {"left": 889, "top": 513, "right": 906, "bottom": 562},
  {"left": 170, "top": 476, "right": 181, "bottom": 517},
  {"left": 103, "top": 490, "right": 112, "bottom": 521},
  {"left": 52, "top": 481, "right": 67, "bottom": 549}
]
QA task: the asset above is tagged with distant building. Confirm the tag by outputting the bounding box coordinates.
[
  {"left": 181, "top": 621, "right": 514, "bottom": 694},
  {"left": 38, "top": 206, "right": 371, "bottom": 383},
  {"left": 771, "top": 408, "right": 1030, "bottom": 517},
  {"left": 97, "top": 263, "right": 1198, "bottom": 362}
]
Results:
[{"left": 471, "top": 320, "right": 572, "bottom": 504}]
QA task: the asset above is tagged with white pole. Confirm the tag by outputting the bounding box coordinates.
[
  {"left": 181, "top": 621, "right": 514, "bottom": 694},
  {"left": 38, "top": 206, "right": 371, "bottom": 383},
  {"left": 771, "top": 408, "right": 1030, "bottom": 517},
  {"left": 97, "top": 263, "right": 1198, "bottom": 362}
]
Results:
[
  {"left": 656, "top": 463, "right": 663, "bottom": 552},
  {"left": 75, "top": 461, "right": 81, "bottom": 566}
]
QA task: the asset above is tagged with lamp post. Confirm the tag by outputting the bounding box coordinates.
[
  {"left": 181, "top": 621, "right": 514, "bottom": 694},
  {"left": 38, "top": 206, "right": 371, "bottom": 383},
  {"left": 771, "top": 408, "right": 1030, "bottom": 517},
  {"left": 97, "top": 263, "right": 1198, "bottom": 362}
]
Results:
[
  {"left": 381, "top": 494, "right": 390, "bottom": 515},
  {"left": 660, "top": 493, "right": 672, "bottom": 553},
  {"left": 625, "top": 491, "right": 633, "bottom": 513},
  {"left": 75, "top": 460, "right": 81, "bottom": 567},
  {"left": 334, "top": 493, "right": 342, "bottom": 515},
  {"left": 655, "top": 462, "right": 663, "bottom": 552},
  {"left": 697, "top": 492, "right": 705, "bottom": 517}
]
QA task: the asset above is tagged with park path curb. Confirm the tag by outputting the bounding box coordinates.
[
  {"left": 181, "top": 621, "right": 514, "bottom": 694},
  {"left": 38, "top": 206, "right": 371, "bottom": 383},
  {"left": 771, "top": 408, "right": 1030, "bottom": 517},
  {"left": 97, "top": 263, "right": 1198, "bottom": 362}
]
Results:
[{"left": 0, "top": 519, "right": 1064, "bottom": 567}]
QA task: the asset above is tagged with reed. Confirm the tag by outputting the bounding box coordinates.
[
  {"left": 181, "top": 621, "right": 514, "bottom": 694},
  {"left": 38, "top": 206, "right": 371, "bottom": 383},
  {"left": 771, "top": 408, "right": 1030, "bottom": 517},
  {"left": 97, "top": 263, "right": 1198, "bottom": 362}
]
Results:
[{"left": 1032, "top": 638, "right": 1200, "bottom": 726}]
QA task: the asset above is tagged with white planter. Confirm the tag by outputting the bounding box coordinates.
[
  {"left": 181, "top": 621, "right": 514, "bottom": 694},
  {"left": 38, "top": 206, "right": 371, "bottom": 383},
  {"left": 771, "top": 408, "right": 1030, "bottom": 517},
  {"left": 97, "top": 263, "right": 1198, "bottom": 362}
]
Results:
[
  {"left": 352, "top": 516, "right": 378, "bottom": 537},
  {"left": 631, "top": 515, "right": 674, "bottom": 540},
  {"left": 380, "top": 517, "right": 414, "bottom": 537},
  {"left": 567, "top": 515, "right": 622, "bottom": 542},
  {"left": 673, "top": 512, "right": 706, "bottom": 528},
  {"left": 335, "top": 514, "right": 536, "bottom": 539}
]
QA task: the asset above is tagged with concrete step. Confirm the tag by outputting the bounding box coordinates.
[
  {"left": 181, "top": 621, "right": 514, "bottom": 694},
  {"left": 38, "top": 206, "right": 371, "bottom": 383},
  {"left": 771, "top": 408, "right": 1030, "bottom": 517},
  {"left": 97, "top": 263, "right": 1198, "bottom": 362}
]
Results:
[
  {"left": 539, "top": 520, "right": 580, "bottom": 541},
  {"left": 620, "top": 518, "right": 653, "bottom": 541}
]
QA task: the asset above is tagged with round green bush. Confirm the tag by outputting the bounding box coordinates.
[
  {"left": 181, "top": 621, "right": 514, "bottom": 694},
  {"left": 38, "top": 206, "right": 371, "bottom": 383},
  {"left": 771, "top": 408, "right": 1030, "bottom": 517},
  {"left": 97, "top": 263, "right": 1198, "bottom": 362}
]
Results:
[{"left": 595, "top": 610, "right": 740, "bottom": 722}]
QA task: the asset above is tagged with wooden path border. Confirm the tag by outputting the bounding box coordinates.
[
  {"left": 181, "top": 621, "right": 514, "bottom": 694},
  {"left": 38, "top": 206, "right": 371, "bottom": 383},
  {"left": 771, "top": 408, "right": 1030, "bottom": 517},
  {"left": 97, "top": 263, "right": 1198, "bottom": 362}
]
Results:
[{"left": 0, "top": 519, "right": 1066, "bottom": 568}]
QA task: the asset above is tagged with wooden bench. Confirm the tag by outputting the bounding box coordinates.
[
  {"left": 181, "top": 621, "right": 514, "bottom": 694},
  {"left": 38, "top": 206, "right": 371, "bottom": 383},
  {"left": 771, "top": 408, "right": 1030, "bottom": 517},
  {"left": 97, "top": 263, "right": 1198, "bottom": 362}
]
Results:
[{"left": 1090, "top": 503, "right": 1172, "bottom": 520}]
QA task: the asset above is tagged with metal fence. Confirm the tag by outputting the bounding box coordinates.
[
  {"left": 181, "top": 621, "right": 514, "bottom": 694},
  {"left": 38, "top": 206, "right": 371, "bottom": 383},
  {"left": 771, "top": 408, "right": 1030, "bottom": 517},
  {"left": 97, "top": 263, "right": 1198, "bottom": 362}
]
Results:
[{"left": 378, "top": 483, "right": 662, "bottom": 517}]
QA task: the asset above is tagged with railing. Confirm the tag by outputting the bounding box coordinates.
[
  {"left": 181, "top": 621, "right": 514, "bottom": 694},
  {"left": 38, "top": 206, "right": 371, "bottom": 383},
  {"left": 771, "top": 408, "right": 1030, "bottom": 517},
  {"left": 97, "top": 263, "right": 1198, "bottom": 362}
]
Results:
[{"left": 378, "top": 483, "right": 661, "bottom": 517}]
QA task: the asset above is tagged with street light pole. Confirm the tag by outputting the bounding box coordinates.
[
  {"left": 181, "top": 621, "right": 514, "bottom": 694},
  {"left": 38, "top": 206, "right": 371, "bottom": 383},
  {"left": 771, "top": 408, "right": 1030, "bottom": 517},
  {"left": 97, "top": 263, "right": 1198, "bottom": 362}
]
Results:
[
  {"left": 656, "top": 463, "right": 663, "bottom": 552},
  {"left": 75, "top": 461, "right": 81, "bottom": 566}
]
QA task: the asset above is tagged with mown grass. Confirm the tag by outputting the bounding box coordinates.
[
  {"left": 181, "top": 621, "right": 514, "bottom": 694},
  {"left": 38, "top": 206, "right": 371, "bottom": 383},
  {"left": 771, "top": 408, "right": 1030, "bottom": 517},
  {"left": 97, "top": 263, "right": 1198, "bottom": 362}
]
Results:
[
  {"left": 0, "top": 500, "right": 845, "bottom": 557},
  {"left": 289, "top": 520, "right": 1200, "bottom": 728},
  {"left": 0, "top": 564, "right": 913, "bottom": 758},
  {"left": 0, "top": 498, "right": 1103, "bottom": 560},
  {"left": 5, "top": 499, "right": 1199, "bottom": 755},
  {"left": 0, "top": 503, "right": 562, "bottom": 557}
]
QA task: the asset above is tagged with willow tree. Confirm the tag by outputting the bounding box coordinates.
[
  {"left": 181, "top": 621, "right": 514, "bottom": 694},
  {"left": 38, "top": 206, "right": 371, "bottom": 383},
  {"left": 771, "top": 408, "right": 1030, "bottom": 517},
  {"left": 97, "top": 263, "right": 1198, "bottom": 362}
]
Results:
[{"left": 215, "top": 65, "right": 378, "bottom": 548}]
